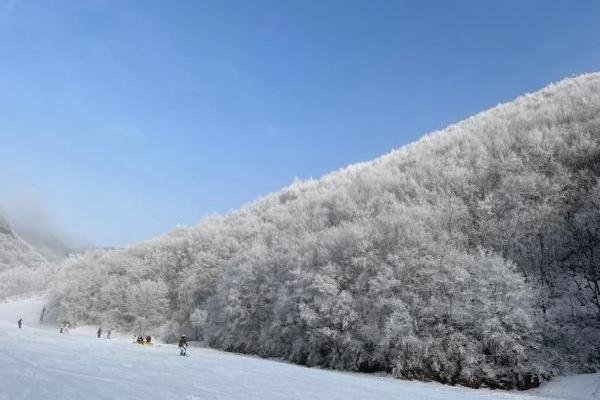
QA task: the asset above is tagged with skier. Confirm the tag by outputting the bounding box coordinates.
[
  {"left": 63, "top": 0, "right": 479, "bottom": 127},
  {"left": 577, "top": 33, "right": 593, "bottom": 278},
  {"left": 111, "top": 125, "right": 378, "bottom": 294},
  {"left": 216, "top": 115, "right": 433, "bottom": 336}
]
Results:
[
  {"left": 39, "top": 306, "right": 46, "bottom": 324},
  {"left": 17, "top": 318, "right": 22, "bottom": 329},
  {"left": 145, "top": 336, "right": 152, "bottom": 345},
  {"left": 106, "top": 329, "right": 112, "bottom": 339},
  {"left": 136, "top": 336, "right": 144, "bottom": 344},
  {"left": 178, "top": 335, "right": 188, "bottom": 356},
  {"left": 97, "top": 327, "right": 102, "bottom": 338}
]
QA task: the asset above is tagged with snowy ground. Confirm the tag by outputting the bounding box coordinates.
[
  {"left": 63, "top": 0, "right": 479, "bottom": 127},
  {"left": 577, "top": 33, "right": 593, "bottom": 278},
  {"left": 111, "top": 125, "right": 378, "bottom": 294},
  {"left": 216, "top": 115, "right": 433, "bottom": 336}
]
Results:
[{"left": 0, "top": 298, "right": 598, "bottom": 400}]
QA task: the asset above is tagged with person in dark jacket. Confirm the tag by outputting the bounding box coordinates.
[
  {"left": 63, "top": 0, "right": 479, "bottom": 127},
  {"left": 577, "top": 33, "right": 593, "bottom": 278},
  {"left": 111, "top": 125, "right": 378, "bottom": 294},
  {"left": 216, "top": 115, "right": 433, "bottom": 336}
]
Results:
[
  {"left": 178, "top": 335, "right": 188, "bottom": 356},
  {"left": 97, "top": 327, "right": 102, "bottom": 338},
  {"left": 17, "top": 318, "right": 22, "bottom": 329}
]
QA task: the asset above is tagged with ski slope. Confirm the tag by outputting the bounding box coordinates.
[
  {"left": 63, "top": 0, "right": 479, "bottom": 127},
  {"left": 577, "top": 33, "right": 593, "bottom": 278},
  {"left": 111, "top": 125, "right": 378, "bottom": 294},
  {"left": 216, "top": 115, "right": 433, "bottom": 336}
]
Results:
[{"left": 0, "top": 298, "right": 597, "bottom": 400}]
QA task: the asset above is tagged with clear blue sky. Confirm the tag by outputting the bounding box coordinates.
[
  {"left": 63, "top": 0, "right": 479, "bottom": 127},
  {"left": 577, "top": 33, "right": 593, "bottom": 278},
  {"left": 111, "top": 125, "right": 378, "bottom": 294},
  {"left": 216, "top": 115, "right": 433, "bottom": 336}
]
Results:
[{"left": 1, "top": 1, "right": 599, "bottom": 246}]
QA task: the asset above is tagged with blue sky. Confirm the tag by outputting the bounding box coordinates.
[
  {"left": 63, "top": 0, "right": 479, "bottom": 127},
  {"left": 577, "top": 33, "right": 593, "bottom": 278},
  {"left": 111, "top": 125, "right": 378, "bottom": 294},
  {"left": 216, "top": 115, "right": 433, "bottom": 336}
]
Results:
[{"left": 1, "top": 1, "right": 599, "bottom": 246}]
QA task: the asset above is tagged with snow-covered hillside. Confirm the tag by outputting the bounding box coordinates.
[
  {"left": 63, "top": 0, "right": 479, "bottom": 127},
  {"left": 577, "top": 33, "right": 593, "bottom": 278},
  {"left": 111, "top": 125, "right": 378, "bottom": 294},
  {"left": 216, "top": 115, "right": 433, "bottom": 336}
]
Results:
[
  {"left": 0, "top": 215, "right": 47, "bottom": 273},
  {"left": 0, "top": 215, "right": 54, "bottom": 299},
  {"left": 0, "top": 298, "right": 597, "bottom": 400},
  {"left": 48, "top": 73, "right": 600, "bottom": 389}
]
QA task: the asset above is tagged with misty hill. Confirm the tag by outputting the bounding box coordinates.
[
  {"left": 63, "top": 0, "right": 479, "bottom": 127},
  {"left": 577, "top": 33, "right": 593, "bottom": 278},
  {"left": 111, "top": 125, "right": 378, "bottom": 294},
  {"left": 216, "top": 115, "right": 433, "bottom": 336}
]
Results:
[
  {"left": 13, "top": 226, "right": 74, "bottom": 262},
  {"left": 0, "top": 214, "right": 54, "bottom": 299},
  {"left": 0, "top": 204, "right": 89, "bottom": 262},
  {"left": 49, "top": 73, "right": 600, "bottom": 389}
]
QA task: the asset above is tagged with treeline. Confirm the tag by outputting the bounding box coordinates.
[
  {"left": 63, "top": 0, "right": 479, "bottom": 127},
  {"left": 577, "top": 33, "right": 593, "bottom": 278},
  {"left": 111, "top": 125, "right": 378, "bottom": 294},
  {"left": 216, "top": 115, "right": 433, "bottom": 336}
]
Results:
[{"left": 48, "top": 73, "right": 600, "bottom": 389}]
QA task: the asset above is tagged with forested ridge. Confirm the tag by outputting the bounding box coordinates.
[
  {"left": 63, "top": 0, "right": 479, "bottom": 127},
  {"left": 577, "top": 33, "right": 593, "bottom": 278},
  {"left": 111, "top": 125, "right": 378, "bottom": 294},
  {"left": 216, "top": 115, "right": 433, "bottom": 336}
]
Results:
[{"left": 48, "top": 73, "right": 600, "bottom": 389}]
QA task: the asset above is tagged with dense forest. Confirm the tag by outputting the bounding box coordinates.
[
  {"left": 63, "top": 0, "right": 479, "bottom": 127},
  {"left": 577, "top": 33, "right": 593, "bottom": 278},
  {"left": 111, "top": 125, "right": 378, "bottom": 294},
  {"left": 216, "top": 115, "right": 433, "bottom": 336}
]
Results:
[{"left": 46, "top": 73, "right": 600, "bottom": 389}]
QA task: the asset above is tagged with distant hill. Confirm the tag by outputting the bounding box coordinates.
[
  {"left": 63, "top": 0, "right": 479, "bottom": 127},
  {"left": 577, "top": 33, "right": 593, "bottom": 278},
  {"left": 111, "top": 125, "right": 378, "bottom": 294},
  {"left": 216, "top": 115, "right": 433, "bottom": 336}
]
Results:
[
  {"left": 0, "top": 214, "right": 54, "bottom": 299},
  {"left": 13, "top": 226, "right": 75, "bottom": 262},
  {"left": 49, "top": 73, "right": 600, "bottom": 389}
]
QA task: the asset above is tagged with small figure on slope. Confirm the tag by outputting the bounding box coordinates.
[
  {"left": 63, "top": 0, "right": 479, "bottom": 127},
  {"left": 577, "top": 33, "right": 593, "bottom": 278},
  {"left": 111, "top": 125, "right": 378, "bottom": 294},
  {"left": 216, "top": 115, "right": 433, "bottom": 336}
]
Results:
[
  {"left": 106, "top": 329, "right": 112, "bottom": 339},
  {"left": 178, "top": 335, "right": 188, "bottom": 356},
  {"left": 17, "top": 318, "right": 22, "bottom": 329},
  {"left": 97, "top": 327, "right": 102, "bottom": 339}
]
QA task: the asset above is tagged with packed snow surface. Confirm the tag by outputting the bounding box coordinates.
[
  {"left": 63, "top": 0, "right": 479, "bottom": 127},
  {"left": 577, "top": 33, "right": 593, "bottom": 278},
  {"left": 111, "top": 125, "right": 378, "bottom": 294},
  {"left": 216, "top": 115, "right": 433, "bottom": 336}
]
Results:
[{"left": 0, "top": 298, "right": 597, "bottom": 400}]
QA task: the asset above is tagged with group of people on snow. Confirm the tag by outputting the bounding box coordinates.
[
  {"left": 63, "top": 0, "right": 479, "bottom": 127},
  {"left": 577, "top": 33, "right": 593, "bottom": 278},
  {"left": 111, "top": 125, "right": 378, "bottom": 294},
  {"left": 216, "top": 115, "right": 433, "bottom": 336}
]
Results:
[
  {"left": 59, "top": 321, "right": 71, "bottom": 334},
  {"left": 97, "top": 327, "right": 112, "bottom": 339},
  {"left": 136, "top": 335, "right": 152, "bottom": 345},
  {"left": 132, "top": 334, "right": 187, "bottom": 355},
  {"left": 17, "top": 307, "right": 191, "bottom": 356}
]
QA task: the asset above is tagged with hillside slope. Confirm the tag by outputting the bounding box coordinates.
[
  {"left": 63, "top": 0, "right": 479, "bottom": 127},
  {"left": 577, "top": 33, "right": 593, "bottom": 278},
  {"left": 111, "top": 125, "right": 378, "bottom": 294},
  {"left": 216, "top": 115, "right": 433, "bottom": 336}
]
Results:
[
  {"left": 49, "top": 73, "right": 600, "bottom": 389},
  {"left": 0, "top": 214, "right": 54, "bottom": 299}
]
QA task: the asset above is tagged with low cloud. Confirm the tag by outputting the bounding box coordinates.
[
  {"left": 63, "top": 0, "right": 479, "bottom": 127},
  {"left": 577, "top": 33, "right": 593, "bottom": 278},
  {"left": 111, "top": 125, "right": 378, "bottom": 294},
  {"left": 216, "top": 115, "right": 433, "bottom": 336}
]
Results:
[{"left": 0, "top": 193, "right": 91, "bottom": 259}]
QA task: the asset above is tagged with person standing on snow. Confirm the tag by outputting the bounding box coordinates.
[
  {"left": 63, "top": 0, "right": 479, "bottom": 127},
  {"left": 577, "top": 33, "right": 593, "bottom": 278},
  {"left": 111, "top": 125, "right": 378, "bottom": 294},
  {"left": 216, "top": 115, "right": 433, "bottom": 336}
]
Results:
[
  {"left": 106, "top": 329, "right": 112, "bottom": 339},
  {"left": 17, "top": 318, "right": 22, "bottom": 329},
  {"left": 97, "top": 327, "right": 102, "bottom": 338},
  {"left": 178, "top": 335, "right": 188, "bottom": 356}
]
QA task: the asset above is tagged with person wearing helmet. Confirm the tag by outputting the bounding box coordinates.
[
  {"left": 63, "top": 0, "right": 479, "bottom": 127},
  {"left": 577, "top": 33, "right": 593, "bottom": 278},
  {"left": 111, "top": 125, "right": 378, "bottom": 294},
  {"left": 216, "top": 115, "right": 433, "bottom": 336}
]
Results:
[{"left": 178, "top": 335, "right": 188, "bottom": 356}]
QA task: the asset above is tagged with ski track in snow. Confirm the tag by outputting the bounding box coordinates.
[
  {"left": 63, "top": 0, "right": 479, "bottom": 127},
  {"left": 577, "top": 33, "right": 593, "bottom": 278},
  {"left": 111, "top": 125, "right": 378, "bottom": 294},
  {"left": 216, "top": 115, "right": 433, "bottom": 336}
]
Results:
[{"left": 0, "top": 297, "right": 596, "bottom": 400}]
